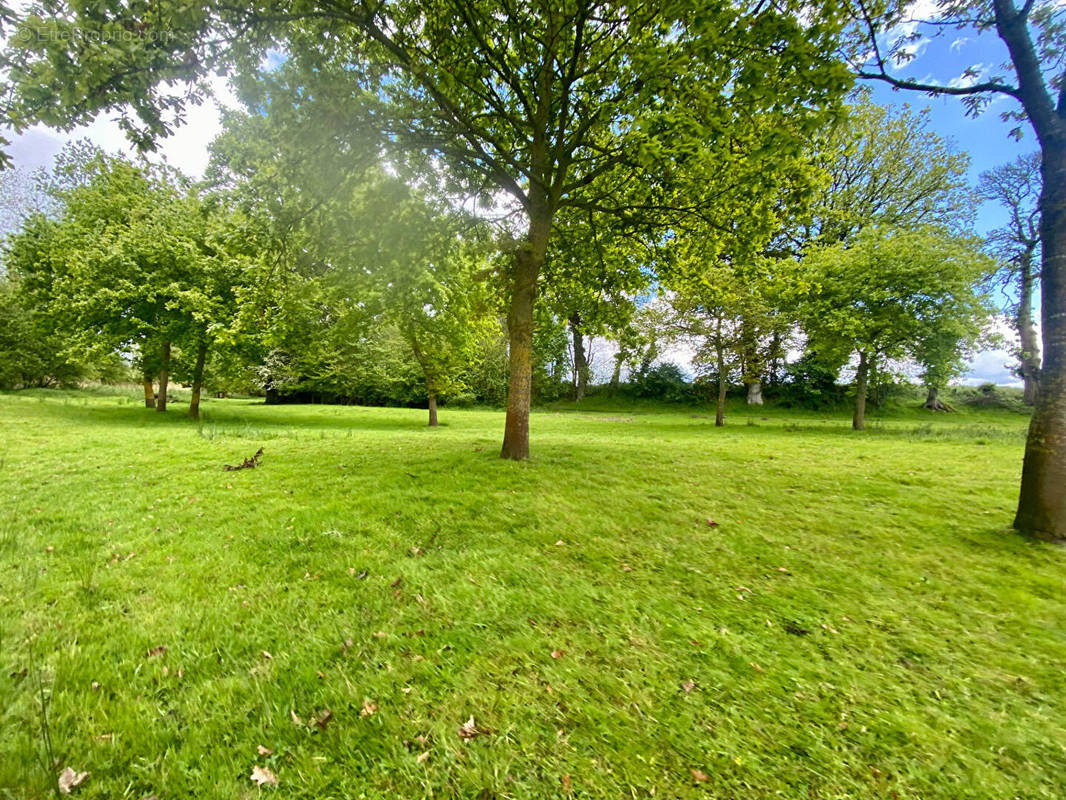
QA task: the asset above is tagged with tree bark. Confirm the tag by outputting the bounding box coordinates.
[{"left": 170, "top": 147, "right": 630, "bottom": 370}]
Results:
[
  {"left": 156, "top": 341, "right": 171, "bottom": 413},
  {"left": 189, "top": 340, "right": 208, "bottom": 419},
  {"left": 853, "top": 350, "right": 869, "bottom": 431},
  {"left": 501, "top": 198, "right": 552, "bottom": 460},
  {"left": 428, "top": 392, "right": 438, "bottom": 427},
  {"left": 142, "top": 373, "right": 156, "bottom": 409},
  {"left": 1017, "top": 251, "right": 1041, "bottom": 405},
  {"left": 746, "top": 381, "right": 763, "bottom": 405},
  {"left": 1014, "top": 141, "right": 1066, "bottom": 539},
  {"left": 569, "top": 313, "right": 588, "bottom": 402}
]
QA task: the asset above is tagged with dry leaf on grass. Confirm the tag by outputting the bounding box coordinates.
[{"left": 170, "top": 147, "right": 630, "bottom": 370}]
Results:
[
  {"left": 256, "top": 745, "right": 273, "bottom": 756},
  {"left": 314, "top": 709, "right": 334, "bottom": 729},
  {"left": 57, "top": 767, "right": 89, "bottom": 794},
  {"left": 690, "top": 768, "right": 710, "bottom": 783},
  {"left": 361, "top": 700, "right": 377, "bottom": 717},
  {"left": 416, "top": 751, "right": 430, "bottom": 764},
  {"left": 146, "top": 645, "right": 166, "bottom": 658},
  {"left": 458, "top": 715, "right": 486, "bottom": 740},
  {"left": 250, "top": 765, "right": 278, "bottom": 787},
  {"left": 551, "top": 649, "right": 565, "bottom": 659},
  {"left": 681, "top": 679, "right": 696, "bottom": 694}
]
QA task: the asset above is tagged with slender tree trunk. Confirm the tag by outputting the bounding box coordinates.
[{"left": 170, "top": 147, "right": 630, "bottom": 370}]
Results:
[
  {"left": 746, "top": 381, "right": 763, "bottom": 405},
  {"left": 501, "top": 199, "right": 552, "bottom": 460},
  {"left": 767, "top": 329, "right": 782, "bottom": 387},
  {"left": 715, "top": 320, "right": 726, "bottom": 427},
  {"left": 408, "top": 333, "right": 440, "bottom": 428},
  {"left": 609, "top": 352, "right": 622, "bottom": 396},
  {"left": 1017, "top": 252, "right": 1042, "bottom": 405},
  {"left": 156, "top": 341, "right": 171, "bottom": 413},
  {"left": 427, "top": 392, "right": 439, "bottom": 427},
  {"left": 853, "top": 350, "right": 869, "bottom": 431},
  {"left": 189, "top": 340, "right": 208, "bottom": 419},
  {"left": 142, "top": 373, "right": 156, "bottom": 409},
  {"left": 1015, "top": 143, "right": 1066, "bottom": 539},
  {"left": 569, "top": 313, "right": 588, "bottom": 402},
  {"left": 740, "top": 317, "right": 763, "bottom": 405}
]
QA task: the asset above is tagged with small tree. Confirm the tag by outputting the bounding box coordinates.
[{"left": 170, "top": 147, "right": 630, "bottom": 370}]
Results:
[{"left": 800, "top": 227, "right": 994, "bottom": 430}]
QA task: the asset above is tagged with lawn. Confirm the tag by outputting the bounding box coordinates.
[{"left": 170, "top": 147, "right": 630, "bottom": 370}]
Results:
[{"left": 1, "top": 389, "right": 1063, "bottom": 799}]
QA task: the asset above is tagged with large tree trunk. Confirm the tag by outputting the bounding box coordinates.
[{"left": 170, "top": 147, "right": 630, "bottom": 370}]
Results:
[
  {"left": 189, "top": 340, "right": 208, "bottom": 419},
  {"left": 142, "top": 373, "right": 156, "bottom": 409},
  {"left": 427, "top": 393, "right": 438, "bottom": 427},
  {"left": 1014, "top": 143, "right": 1066, "bottom": 539},
  {"left": 500, "top": 200, "right": 552, "bottom": 461},
  {"left": 156, "top": 341, "right": 171, "bottom": 413},
  {"left": 1017, "top": 252, "right": 1042, "bottom": 405},
  {"left": 746, "top": 381, "right": 763, "bottom": 405},
  {"left": 853, "top": 350, "right": 869, "bottom": 431},
  {"left": 569, "top": 313, "right": 588, "bottom": 402}
]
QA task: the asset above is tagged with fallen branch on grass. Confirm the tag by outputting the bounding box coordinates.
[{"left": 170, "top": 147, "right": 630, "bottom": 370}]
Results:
[{"left": 224, "top": 448, "right": 264, "bottom": 471}]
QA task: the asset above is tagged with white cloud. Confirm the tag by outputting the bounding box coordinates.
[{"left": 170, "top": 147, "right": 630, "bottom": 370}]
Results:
[
  {"left": 950, "top": 36, "right": 970, "bottom": 53},
  {"left": 4, "top": 73, "right": 239, "bottom": 179},
  {"left": 947, "top": 63, "right": 987, "bottom": 89}
]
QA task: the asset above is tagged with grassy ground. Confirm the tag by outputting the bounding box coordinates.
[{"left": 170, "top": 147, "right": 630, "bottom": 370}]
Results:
[{"left": 0, "top": 389, "right": 1063, "bottom": 799}]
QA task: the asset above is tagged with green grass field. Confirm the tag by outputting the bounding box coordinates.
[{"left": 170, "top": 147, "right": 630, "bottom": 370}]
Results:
[{"left": 1, "top": 389, "right": 1064, "bottom": 799}]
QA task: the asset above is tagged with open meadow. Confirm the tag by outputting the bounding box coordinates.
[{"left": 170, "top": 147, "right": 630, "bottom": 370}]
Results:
[{"left": 1, "top": 389, "right": 1063, "bottom": 799}]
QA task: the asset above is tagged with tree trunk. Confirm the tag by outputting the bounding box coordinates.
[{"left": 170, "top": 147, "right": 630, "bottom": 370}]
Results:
[
  {"left": 569, "top": 313, "right": 588, "bottom": 402},
  {"left": 156, "top": 341, "right": 171, "bottom": 413},
  {"left": 428, "top": 393, "right": 438, "bottom": 427},
  {"left": 746, "top": 381, "right": 763, "bottom": 405},
  {"left": 1017, "top": 252, "right": 1042, "bottom": 405},
  {"left": 924, "top": 385, "right": 954, "bottom": 412},
  {"left": 767, "top": 329, "right": 783, "bottom": 387},
  {"left": 609, "top": 352, "right": 622, "bottom": 396},
  {"left": 500, "top": 200, "right": 552, "bottom": 461},
  {"left": 408, "top": 333, "right": 439, "bottom": 428},
  {"left": 142, "top": 374, "right": 156, "bottom": 409},
  {"left": 189, "top": 340, "right": 208, "bottom": 419},
  {"left": 715, "top": 320, "right": 726, "bottom": 427},
  {"left": 853, "top": 350, "right": 868, "bottom": 431},
  {"left": 1014, "top": 142, "right": 1066, "bottom": 539},
  {"left": 740, "top": 317, "right": 763, "bottom": 405}
]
